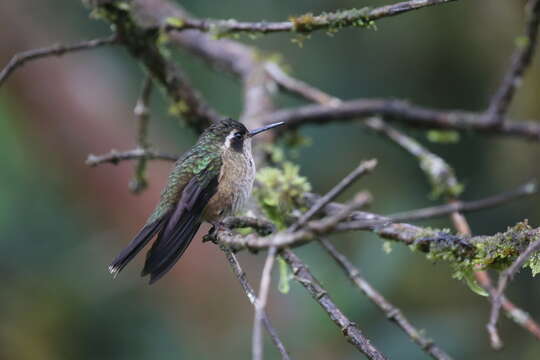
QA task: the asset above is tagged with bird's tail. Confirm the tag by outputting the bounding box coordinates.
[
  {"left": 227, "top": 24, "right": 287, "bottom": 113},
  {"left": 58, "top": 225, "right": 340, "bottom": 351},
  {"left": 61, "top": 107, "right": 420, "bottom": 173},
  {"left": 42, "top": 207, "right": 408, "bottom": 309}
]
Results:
[{"left": 108, "top": 216, "right": 168, "bottom": 277}]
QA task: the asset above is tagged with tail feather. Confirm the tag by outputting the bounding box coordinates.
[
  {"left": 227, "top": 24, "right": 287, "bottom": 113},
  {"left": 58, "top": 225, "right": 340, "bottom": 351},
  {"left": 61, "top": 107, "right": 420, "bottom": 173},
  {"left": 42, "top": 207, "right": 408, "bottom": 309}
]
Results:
[
  {"left": 108, "top": 215, "right": 169, "bottom": 277},
  {"left": 143, "top": 217, "right": 202, "bottom": 284}
]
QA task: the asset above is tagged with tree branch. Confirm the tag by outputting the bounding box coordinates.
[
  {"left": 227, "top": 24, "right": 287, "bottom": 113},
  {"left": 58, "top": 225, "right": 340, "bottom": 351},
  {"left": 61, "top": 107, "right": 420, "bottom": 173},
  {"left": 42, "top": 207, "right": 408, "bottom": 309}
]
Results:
[
  {"left": 290, "top": 159, "right": 377, "bottom": 231},
  {"left": 86, "top": 148, "right": 177, "bottom": 166},
  {"left": 90, "top": 1, "right": 221, "bottom": 132},
  {"left": 487, "top": 237, "right": 540, "bottom": 349},
  {"left": 281, "top": 248, "right": 388, "bottom": 360},
  {"left": 262, "top": 99, "right": 540, "bottom": 141},
  {"left": 129, "top": 76, "right": 153, "bottom": 193},
  {"left": 220, "top": 245, "right": 291, "bottom": 360},
  {"left": 0, "top": 34, "right": 118, "bottom": 88},
  {"left": 165, "top": 0, "right": 457, "bottom": 36},
  {"left": 253, "top": 246, "right": 277, "bottom": 360},
  {"left": 485, "top": 0, "right": 540, "bottom": 125},
  {"left": 320, "top": 238, "right": 453, "bottom": 360}
]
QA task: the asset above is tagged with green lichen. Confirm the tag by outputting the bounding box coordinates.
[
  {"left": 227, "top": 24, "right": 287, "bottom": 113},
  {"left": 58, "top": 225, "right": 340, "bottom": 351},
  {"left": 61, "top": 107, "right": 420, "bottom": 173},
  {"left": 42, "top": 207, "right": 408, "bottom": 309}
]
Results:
[
  {"left": 400, "top": 221, "right": 540, "bottom": 295},
  {"left": 168, "top": 100, "right": 189, "bottom": 116},
  {"left": 165, "top": 16, "right": 185, "bottom": 28},
  {"left": 290, "top": 13, "right": 316, "bottom": 33},
  {"left": 426, "top": 130, "right": 460, "bottom": 144},
  {"left": 290, "top": 7, "right": 375, "bottom": 35},
  {"left": 254, "top": 162, "right": 312, "bottom": 229}
]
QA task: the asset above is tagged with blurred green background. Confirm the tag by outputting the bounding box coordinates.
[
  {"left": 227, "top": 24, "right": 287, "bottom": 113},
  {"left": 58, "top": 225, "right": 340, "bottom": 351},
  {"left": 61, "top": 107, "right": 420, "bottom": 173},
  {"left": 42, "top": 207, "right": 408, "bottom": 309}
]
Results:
[{"left": 0, "top": 1, "right": 539, "bottom": 359}]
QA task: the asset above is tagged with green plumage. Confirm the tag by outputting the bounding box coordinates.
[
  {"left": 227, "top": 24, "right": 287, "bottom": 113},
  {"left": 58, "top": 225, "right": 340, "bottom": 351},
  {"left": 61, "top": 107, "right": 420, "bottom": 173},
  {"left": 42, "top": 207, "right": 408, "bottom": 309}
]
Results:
[{"left": 147, "top": 136, "right": 222, "bottom": 224}]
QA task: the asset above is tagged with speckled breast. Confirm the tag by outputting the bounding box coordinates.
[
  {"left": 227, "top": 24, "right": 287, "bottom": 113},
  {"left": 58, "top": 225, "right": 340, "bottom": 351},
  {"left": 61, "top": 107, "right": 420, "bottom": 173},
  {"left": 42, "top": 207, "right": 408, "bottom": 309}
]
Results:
[{"left": 203, "top": 150, "right": 255, "bottom": 223}]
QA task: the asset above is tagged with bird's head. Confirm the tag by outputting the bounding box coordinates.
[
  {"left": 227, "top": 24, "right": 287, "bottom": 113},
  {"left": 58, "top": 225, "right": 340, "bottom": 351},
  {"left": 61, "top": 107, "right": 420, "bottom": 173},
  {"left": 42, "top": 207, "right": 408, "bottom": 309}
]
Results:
[{"left": 204, "top": 118, "right": 285, "bottom": 153}]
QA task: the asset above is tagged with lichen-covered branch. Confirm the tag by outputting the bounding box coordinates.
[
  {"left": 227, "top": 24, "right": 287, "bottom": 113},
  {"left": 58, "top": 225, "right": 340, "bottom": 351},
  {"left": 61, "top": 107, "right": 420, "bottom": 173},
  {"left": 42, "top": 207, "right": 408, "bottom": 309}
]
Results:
[
  {"left": 487, "top": 237, "right": 540, "bottom": 349},
  {"left": 164, "top": 0, "right": 456, "bottom": 36}
]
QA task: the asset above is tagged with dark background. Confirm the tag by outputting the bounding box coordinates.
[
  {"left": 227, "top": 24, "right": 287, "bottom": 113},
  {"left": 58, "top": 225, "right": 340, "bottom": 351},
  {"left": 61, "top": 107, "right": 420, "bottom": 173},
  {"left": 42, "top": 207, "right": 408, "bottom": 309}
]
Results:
[{"left": 0, "top": 1, "right": 539, "bottom": 359}]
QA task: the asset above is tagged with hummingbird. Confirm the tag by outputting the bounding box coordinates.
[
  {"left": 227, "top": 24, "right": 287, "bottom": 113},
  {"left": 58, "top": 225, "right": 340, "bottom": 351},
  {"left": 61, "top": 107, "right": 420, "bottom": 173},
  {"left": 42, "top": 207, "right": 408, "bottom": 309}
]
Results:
[{"left": 108, "top": 118, "right": 285, "bottom": 284}]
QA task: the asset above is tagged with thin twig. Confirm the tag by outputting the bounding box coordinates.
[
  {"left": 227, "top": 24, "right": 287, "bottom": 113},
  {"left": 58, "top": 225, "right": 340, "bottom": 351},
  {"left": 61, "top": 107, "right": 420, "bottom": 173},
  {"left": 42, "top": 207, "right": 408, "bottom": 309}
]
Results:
[
  {"left": 165, "top": 0, "right": 456, "bottom": 36},
  {"left": 253, "top": 246, "right": 277, "bottom": 360},
  {"left": 387, "top": 181, "right": 537, "bottom": 222},
  {"left": 0, "top": 34, "right": 118, "bottom": 88},
  {"left": 485, "top": 0, "right": 540, "bottom": 125},
  {"left": 265, "top": 63, "right": 341, "bottom": 107},
  {"left": 487, "top": 237, "right": 540, "bottom": 349},
  {"left": 86, "top": 148, "right": 178, "bottom": 166},
  {"left": 130, "top": 76, "right": 153, "bottom": 194},
  {"left": 220, "top": 245, "right": 291, "bottom": 360},
  {"left": 281, "top": 248, "right": 387, "bottom": 359},
  {"left": 290, "top": 159, "right": 377, "bottom": 231},
  {"left": 319, "top": 238, "right": 453, "bottom": 360}
]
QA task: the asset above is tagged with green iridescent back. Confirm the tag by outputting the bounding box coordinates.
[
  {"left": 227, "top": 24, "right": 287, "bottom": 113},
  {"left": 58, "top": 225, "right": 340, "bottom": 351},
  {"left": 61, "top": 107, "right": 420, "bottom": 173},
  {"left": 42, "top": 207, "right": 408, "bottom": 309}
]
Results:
[{"left": 146, "top": 119, "right": 247, "bottom": 224}]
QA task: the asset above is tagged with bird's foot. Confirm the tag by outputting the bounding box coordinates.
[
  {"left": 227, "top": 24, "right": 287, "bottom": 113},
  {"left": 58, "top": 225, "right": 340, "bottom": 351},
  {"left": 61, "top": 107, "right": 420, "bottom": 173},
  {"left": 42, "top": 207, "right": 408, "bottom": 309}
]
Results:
[{"left": 202, "top": 223, "right": 228, "bottom": 244}]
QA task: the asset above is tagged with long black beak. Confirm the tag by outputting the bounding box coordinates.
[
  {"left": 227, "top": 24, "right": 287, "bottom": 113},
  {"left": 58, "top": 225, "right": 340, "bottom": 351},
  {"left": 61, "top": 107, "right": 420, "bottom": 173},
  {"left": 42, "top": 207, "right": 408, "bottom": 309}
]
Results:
[{"left": 248, "top": 121, "right": 285, "bottom": 137}]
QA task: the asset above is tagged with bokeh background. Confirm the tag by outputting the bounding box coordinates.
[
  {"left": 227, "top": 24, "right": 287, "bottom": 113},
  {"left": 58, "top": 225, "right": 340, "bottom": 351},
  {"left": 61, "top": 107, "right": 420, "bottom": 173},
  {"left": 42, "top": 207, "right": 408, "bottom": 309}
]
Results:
[{"left": 1, "top": 1, "right": 539, "bottom": 359}]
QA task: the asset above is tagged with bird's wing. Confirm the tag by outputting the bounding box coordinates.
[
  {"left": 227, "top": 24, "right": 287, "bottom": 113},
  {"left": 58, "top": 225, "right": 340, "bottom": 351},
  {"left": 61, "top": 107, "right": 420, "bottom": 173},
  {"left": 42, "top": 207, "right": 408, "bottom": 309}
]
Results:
[
  {"left": 108, "top": 150, "right": 221, "bottom": 282},
  {"left": 141, "top": 157, "right": 221, "bottom": 284}
]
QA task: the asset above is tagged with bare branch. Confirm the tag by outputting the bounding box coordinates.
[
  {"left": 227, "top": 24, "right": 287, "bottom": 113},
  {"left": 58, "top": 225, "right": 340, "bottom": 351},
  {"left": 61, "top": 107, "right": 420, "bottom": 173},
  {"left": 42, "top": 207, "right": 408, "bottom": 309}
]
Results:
[
  {"left": 388, "top": 181, "right": 537, "bottom": 223},
  {"left": 86, "top": 148, "right": 177, "bottom": 166},
  {"left": 129, "top": 76, "right": 153, "bottom": 194},
  {"left": 262, "top": 99, "right": 540, "bottom": 141},
  {"left": 487, "top": 237, "right": 540, "bottom": 349},
  {"left": 0, "top": 34, "right": 118, "bottom": 88},
  {"left": 290, "top": 159, "right": 377, "bottom": 231},
  {"left": 320, "top": 238, "right": 453, "bottom": 360},
  {"left": 253, "top": 246, "right": 277, "bottom": 360},
  {"left": 220, "top": 245, "right": 291, "bottom": 360},
  {"left": 485, "top": 0, "right": 540, "bottom": 125},
  {"left": 281, "top": 248, "right": 388, "bottom": 360},
  {"left": 265, "top": 63, "right": 341, "bottom": 107},
  {"left": 165, "top": 0, "right": 457, "bottom": 36}
]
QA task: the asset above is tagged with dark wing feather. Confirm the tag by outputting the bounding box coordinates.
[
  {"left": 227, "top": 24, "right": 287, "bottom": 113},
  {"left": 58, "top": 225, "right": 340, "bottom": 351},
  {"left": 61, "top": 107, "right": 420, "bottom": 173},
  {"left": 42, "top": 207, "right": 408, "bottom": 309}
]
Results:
[
  {"left": 108, "top": 213, "right": 170, "bottom": 277},
  {"left": 142, "top": 171, "right": 219, "bottom": 284}
]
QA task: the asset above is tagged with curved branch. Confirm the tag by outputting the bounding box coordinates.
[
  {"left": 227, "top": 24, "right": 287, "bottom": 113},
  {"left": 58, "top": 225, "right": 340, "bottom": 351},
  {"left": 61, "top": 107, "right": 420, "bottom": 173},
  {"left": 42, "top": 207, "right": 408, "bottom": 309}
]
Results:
[
  {"left": 0, "top": 34, "right": 118, "bottom": 88},
  {"left": 262, "top": 99, "right": 540, "bottom": 141}
]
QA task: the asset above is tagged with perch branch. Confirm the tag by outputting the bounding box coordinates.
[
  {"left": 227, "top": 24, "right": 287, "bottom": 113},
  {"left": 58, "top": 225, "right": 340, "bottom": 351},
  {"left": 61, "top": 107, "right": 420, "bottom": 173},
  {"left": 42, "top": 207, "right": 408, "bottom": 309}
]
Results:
[
  {"left": 0, "top": 34, "right": 118, "bottom": 88},
  {"left": 320, "top": 238, "right": 453, "bottom": 360},
  {"left": 281, "top": 248, "right": 388, "bottom": 360}
]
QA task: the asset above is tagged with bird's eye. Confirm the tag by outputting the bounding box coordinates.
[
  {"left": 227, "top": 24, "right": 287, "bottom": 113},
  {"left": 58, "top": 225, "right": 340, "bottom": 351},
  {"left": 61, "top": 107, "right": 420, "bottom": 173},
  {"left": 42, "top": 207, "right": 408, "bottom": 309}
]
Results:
[{"left": 234, "top": 132, "right": 242, "bottom": 139}]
